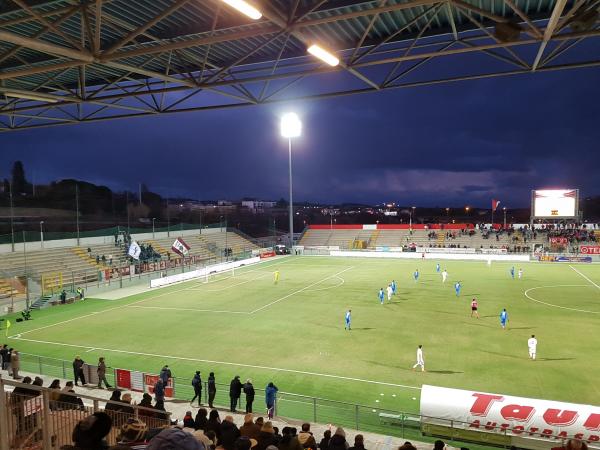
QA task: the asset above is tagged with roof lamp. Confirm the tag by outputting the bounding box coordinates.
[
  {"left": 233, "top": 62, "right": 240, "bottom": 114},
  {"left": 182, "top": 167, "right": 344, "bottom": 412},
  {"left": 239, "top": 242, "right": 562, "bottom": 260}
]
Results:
[
  {"left": 221, "top": 0, "right": 262, "bottom": 20},
  {"left": 307, "top": 44, "right": 340, "bottom": 66},
  {"left": 281, "top": 113, "right": 301, "bottom": 138}
]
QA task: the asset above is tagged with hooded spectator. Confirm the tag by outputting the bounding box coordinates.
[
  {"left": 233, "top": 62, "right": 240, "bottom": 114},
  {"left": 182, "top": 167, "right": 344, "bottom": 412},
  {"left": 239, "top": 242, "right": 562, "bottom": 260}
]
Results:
[
  {"left": 60, "top": 412, "right": 112, "bottom": 450},
  {"left": 348, "top": 435, "right": 366, "bottom": 450},
  {"left": 257, "top": 422, "right": 277, "bottom": 450},
  {"left": 240, "top": 414, "right": 260, "bottom": 440},
  {"left": 193, "top": 407, "right": 208, "bottom": 431},
  {"left": 265, "top": 383, "right": 278, "bottom": 419},
  {"left": 297, "top": 424, "right": 317, "bottom": 450},
  {"left": 327, "top": 428, "right": 348, "bottom": 450},
  {"left": 318, "top": 430, "right": 331, "bottom": 450},
  {"left": 146, "top": 427, "right": 204, "bottom": 450},
  {"left": 220, "top": 415, "right": 241, "bottom": 450}
]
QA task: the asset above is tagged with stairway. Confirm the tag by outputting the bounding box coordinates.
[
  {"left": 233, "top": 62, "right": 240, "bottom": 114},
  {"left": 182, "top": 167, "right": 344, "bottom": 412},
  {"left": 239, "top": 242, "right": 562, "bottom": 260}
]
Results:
[
  {"left": 30, "top": 294, "right": 54, "bottom": 310},
  {"left": 71, "top": 247, "right": 107, "bottom": 270},
  {"left": 369, "top": 230, "right": 380, "bottom": 247}
]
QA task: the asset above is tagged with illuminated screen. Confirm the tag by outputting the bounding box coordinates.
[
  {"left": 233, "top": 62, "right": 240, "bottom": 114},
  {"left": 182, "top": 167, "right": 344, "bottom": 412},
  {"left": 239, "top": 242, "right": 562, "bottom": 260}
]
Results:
[{"left": 533, "top": 189, "right": 577, "bottom": 217}]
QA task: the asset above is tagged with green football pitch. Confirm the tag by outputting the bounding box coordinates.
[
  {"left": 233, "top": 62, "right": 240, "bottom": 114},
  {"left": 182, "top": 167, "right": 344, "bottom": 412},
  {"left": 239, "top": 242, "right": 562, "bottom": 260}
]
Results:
[{"left": 4, "top": 256, "right": 600, "bottom": 423}]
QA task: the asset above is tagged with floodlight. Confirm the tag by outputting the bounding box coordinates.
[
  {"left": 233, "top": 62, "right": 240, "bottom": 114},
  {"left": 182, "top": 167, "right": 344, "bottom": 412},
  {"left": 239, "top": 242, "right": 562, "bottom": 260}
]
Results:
[
  {"left": 280, "top": 113, "right": 302, "bottom": 138},
  {"left": 307, "top": 44, "right": 340, "bottom": 66},
  {"left": 221, "top": 0, "right": 262, "bottom": 20}
]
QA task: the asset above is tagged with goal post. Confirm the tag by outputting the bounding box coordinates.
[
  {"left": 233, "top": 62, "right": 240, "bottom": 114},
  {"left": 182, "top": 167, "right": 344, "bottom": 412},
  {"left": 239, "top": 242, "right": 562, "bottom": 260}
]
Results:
[{"left": 202, "top": 267, "right": 235, "bottom": 284}]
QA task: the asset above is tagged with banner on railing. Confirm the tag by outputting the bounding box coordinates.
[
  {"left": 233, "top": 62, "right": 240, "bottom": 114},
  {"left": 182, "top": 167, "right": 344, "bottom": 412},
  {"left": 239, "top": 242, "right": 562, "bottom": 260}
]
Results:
[
  {"left": 420, "top": 385, "right": 600, "bottom": 448},
  {"left": 144, "top": 374, "right": 174, "bottom": 397},
  {"left": 580, "top": 245, "right": 600, "bottom": 254},
  {"left": 550, "top": 237, "right": 568, "bottom": 245}
]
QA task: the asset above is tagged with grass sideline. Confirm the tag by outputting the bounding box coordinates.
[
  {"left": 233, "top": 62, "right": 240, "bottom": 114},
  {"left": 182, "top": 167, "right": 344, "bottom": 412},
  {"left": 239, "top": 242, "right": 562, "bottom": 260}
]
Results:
[{"left": 4, "top": 256, "right": 599, "bottom": 426}]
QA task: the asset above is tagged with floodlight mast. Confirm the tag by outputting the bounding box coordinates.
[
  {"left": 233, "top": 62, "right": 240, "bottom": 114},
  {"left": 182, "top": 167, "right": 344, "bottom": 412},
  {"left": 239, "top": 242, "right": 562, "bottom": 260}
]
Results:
[{"left": 281, "top": 113, "right": 302, "bottom": 250}]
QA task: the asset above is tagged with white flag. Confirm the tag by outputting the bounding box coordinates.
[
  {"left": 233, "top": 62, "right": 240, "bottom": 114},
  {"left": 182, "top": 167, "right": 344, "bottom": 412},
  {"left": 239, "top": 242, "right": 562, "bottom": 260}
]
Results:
[
  {"left": 128, "top": 241, "right": 141, "bottom": 260},
  {"left": 172, "top": 238, "right": 190, "bottom": 256}
]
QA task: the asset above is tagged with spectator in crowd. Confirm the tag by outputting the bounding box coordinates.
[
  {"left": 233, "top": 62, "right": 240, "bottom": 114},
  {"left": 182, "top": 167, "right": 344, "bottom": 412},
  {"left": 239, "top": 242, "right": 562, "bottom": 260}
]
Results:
[
  {"left": 564, "top": 440, "right": 589, "bottom": 450},
  {"left": 97, "top": 357, "right": 112, "bottom": 389},
  {"left": 58, "top": 386, "right": 85, "bottom": 411},
  {"left": 60, "top": 411, "right": 112, "bottom": 450},
  {"left": 221, "top": 415, "right": 241, "bottom": 450},
  {"left": 61, "top": 290, "right": 67, "bottom": 304},
  {"left": 137, "top": 393, "right": 156, "bottom": 418},
  {"left": 160, "top": 365, "right": 172, "bottom": 385},
  {"left": 146, "top": 427, "right": 203, "bottom": 450},
  {"left": 318, "top": 430, "right": 331, "bottom": 450},
  {"left": 195, "top": 407, "right": 209, "bottom": 431},
  {"left": 255, "top": 417, "right": 264, "bottom": 429},
  {"left": 120, "top": 393, "right": 135, "bottom": 415},
  {"left": 192, "top": 428, "right": 216, "bottom": 449},
  {"left": 205, "top": 409, "right": 222, "bottom": 442},
  {"left": 105, "top": 389, "right": 124, "bottom": 413},
  {"left": 154, "top": 378, "right": 165, "bottom": 410},
  {"left": 183, "top": 410, "right": 196, "bottom": 429},
  {"left": 48, "top": 379, "right": 62, "bottom": 410},
  {"left": 349, "top": 435, "right": 366, "bottom": 450},
  {"left": 205, "top": 430, "right": 217, "bottom": 449},
  {"left": 11, "top": 349, "right": 21, "bottom": 379},
  {"left": 397, "top": 443, "right": 417, "bottom": 450},
  {"left": 117, "top": 418, "right": 148, "bottom": 449},
  {"left": 208, "top": 372, "right": 217, "bottom": 408},
  {"left": 191, "top": 370, "right": 203, "bottom": 406},
  {"left": 433, "top": 441, "right": 445, "bottom": 450},
  {"left": 273, "top": 426, "right": 282, "bottom": 445},
  {"left": 230, "top": 375, "right": 243, "bottom": 412},
  {"left": 265, "top": 382, "right": 278, "bottom": 419},
  {"left": 297, "top": 424, "right": 317, "bottom": 450},
  {"left": 240, "top": 414, "right": 260, "bottom": 440},
  {"left": 257, "top": 421, "right": 277, "bottom": 450},
  {"left": 73, "top": 356, "right": 86, "bottom": 386},
  {"left": 327, "top": 428, "right": 348, "bottom": 450},
  {"left": 235, "top": 436, "right": 258, "bottom": 450},
  {"left": 0, "top": 344, "right": 9, "bottom": 369},
  {"left": 243, "top": 379, "right": 255, "bottom": 413},
  {"left": 278, "top": 427, "right": 303, "bottom": 450}
]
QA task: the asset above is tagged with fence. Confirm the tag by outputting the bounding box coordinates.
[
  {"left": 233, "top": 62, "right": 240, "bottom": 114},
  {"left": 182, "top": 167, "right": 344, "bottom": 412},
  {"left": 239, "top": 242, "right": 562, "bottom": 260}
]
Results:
[{"left": 11, "top": 353, "right": 591, "bottom": 450}]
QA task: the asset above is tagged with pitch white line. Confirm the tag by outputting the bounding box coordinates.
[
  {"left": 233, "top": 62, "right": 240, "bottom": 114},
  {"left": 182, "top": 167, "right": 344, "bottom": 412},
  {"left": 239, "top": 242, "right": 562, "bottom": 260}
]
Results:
[
  {"left": 12, "top": 336, "right": 421, "bottom": 391},
  {"left": 569, "top": 265, "right": 600, "bottom": 290},
  {"left": 250, "top": 267, "right": 355, "bottom": 314},
  {"left": 187, "top": 272, "right": 270, "bottom": 292},
  {"left": 127, "top": 305, "right": 250, "bottom": 314},
  {"left": 305, "top": 275, "right": 345, "bottom": 292},
  {"left": 85, "top": 347, "right": 96, "bottom": 353},
  {"left": 523, "top": 284, "right": 600, "bottom": 314}
]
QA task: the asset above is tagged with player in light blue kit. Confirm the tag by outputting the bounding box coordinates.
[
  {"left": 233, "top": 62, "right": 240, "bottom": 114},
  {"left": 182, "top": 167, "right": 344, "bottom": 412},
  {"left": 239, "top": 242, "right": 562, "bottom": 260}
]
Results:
[
  {"left": 378, "top": 288, "right": 385, "bottom": 304},
  {"left": 510, "top": 266, "right": 515, "bottom": 279},
  {"left": 391, "top": 280, "right": 397, "bottom": 295},
  {"left": 454, "top": 281, "right": 461, "bottom": 297},
  {"left": 500, "top": 308, "right": 509, "bottom": 329},
  {"left": 345, "top": 310, "right": 352, "bottom": 330},
  {"left": 436, "top": 263, "right": 441, "bottom": 273},
  {"left": 413, "top": 269, "right": 419, "bottom": 282}
]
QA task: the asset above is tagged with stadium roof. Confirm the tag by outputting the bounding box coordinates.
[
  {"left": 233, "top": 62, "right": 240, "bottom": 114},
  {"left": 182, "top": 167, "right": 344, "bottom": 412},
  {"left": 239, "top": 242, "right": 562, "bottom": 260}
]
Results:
[{"left": 0, "top": 0, "right": 598, "bottom": 131}]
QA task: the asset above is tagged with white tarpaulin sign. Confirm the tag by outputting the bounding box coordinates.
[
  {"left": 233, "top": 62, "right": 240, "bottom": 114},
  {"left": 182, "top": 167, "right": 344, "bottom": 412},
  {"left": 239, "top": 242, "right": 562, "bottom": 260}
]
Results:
[
  {"left": 420, "top": 385, "right": 600, "bottom": 448},
  {"left": 128, "top": 241, "right": 141, "bottom": 260},
  {"left": 171, "top": 238, "right": 190, "bottom": 256}
]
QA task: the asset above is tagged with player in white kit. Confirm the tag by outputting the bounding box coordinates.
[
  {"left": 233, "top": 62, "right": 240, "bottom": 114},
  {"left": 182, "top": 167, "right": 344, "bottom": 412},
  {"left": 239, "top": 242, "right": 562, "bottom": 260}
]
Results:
[
  {"left": 387, "top": 284, "right": 393, "bottom": 301},
  {"left": 441, "top": 269, "right": 448, "bottom": 283},
  {"left": 412, "top": 345, "right": 425, "bottom": 372},
  {"left": 518, "top": 268, "right": 523, "bottom": 279},
  {"left": 528, "top": 335, "right": 537, "bottom": 360}
]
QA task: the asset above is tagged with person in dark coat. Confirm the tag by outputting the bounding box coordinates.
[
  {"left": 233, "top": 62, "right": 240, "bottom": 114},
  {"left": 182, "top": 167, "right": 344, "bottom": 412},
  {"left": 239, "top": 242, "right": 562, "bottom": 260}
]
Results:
[
  {"left": 194, "top": 407, "right": 208, "bottom": 431},
  {"left": 160, "top": 365, "right": 171, "bottom": 385},
  {"left": 154, "top": 378, "right": 165, "bottom": 410},
  {"left": 240, "top": 413, "right": 260, "bottom": 440},
  {"left": 104, "top": 389, "right": 124, "bottom": 413},
  {"left": 257, "top": 422, "right": 277, "bottom": 450},
  {"left": 298, "top": 424, "right": 317, "bottom": 450},
  {"left": 265, "top": 382, "right": 278, "bottom": 419},
  {"left": 220, "top": 415, "right": 241, "bottom": 450},
  {"left": 348, "top": 434, "right": 366, "bottom": 450},
  {"left": 73, "top": 356, "right": 86, "bottom": 386},
  {"left": 58, "top": 389, "right": 85, "bottom": 411},
  {"left": 0, "top": 344, "right": 8, "bottom": 370},
  {"left": 191, "top": 370, "right": 202, "bottom": 406},
  {"left": 205, "top": 409, "right": 222, "bottom": 443},
  {"left": 208, "top": 372, "right": 217, "bottom": 408},
  {"left": 97, "top": 357, "right": 111, "bottom": 389},
  {"left": 137, "top": 393, "right": 156, "bottom": 418},
  {"left": 243, "top": 379, "right": 255, "bottom": 413},
  {"left": 60, "top": 412, "right": 112, "bottom": 450},
  {"left": 327, "top": 428, "right": 348, "bottom": 450},
  {"left": 318, "top": 429, "right": 331, "bottom": 450},
  {"left": 278, "top": 427, "right": 303, "bottom": 450},
  {"left": 229, "top": 375, "right": 243, "bottom": 412},
  {"left": 183, "top": 411, "right": 195, "bottom": 429}
]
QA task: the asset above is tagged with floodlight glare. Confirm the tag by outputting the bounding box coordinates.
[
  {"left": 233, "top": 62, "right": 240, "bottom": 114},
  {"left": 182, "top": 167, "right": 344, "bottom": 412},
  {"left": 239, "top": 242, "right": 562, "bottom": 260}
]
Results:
[
  {"left": 307, "top": 44, "right": 340, "bottom": 66},
  {"left": 280, "top": 113, "right": 302, "bottom": 138},
  {"left": 221, "top": 0, "right": 262, "bottom": 20}
]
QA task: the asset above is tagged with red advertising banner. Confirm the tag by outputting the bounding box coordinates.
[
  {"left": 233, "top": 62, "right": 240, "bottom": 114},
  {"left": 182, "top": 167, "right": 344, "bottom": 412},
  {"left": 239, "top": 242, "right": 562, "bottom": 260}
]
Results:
[
  {"left": 260, "top": 251, "right": 276, "bottom": 259},
  {"left": 580, "top": 245, "right": 600, "bottom": 254},
  {"left": 115, "top": 368, "right": 132, "bottom": 390},
  {"left": 144, "top": 374, "right": 174, "bottom": 397}
]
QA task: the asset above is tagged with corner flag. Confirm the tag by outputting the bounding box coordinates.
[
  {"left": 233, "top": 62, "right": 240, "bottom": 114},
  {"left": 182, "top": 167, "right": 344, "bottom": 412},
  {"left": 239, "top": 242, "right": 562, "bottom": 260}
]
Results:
[
  {"left": 5, "top": 319, "right": 11, "bottom": 336},
  {"left": 492, "top": 199, "right": 501, "bottom": 212}
]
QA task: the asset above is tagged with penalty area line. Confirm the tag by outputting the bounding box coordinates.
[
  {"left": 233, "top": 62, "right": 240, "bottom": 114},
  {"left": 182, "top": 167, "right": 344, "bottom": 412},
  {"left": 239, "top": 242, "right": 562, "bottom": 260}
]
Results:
[
  {"left": 569, "top": 265, "right": 600, "bottom": 290},
  {"left": 12, "top": 335, "right": 421, "bottom": 391}
]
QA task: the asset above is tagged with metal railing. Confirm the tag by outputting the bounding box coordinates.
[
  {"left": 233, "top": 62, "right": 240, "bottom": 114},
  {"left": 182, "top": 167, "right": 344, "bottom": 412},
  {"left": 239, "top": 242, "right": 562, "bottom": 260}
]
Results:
[{"left": 12, "top": 353, "right": 595, "bottom": 450}]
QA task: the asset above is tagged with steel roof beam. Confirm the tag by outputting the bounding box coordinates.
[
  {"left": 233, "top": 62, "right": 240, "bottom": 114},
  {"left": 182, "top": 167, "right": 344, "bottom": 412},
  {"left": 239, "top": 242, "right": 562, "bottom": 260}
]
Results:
[
  {"left": 0, "top": 29, "right": 94, "bottom": 62},
  {"left": 532, "top": 0, "right": 568, "bottom": 70}
]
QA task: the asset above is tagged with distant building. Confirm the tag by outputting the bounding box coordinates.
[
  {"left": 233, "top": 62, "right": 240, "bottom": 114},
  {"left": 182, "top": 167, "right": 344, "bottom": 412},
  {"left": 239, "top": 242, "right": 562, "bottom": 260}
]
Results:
[{"left": 242, "top": 200, "right": 276, "bottom": 213}]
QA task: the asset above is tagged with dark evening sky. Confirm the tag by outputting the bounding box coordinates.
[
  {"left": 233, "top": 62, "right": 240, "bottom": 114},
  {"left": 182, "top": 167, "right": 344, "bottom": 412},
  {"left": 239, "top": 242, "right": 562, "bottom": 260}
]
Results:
[{"left": 1, "top": 66, "right": 599, "bottom": 208}]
